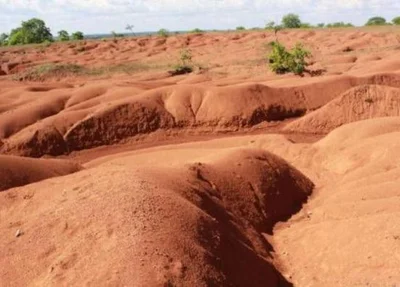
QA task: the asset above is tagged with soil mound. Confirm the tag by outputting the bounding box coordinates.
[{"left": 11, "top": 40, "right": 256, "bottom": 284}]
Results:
[
  {"left": 285, "top": 85, "right": 400, "bottom": 133},
  {"left": 0, "top": 148, "right": 313, "bottom": 286},
  {"left": 1, "top": 124, "right": 67, "bottom": 157},
  {"left": 0, "top": 155, "right": 82, "bottom": 191}
]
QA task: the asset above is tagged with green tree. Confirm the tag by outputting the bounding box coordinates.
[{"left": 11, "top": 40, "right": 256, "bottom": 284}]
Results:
[
  {"left": 58, "top": 30, "right": 70, "bottom": 41},
  {"left": 282, "top": 13, "right": 302, "bottom": 28},
  {"left": 0, "top": 33, "right": 8, "bottom": 46},
  {"left": 365, "top": 16, "right": 387, "bottom": 26},
  {"left": 317, "top": 23, "right": 325, "bottom": 28},
  {"left": 8, "top": 18, "right": 53, "bottom": 45},
  {"left": 236, "top": 26, "right": 246, "bottom": 31},
  {"left": 265, "top": 21, "right": 275, "bottom": 29},
  {"left": 71, "top": 31, "right": 84, "bottom": 40},
  {"left": 393, "top": 17, "right": 400, "bottom": 25}
]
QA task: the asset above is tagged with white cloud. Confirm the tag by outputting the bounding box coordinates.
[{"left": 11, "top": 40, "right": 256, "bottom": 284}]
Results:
[{"left": 0, "top": 0, "right": 399, "bottom": 34}]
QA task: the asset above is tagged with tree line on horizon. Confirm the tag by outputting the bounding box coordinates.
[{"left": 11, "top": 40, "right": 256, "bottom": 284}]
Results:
[
  {"left": 1, "top": 15, "right": 400, "bottom": 47},
  {"left": 0, "top": 18, "right": 84, "bottom": 47},
  {"left": 263, "top": 14, "right": 400, "bottom": 30}
]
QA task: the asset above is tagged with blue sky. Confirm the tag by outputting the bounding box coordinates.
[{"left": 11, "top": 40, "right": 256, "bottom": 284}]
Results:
[{"left": 1, "top": 0, "right": 400, "bottom": 35}]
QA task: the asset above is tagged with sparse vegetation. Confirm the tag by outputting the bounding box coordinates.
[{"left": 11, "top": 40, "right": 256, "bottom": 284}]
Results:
[
  {"left": 300, "top": 23, "right": 312, "bottom": 29},
  {"left": 190, "top": 28, "right": 204, "bottom": 34},
  {"left": 326, "top": 22, "right": 354, "bottom": 28},
  {"left": 158, "top": 29, "right": 170, "bottom": 37},
  {"left": 14, "top": 63, "right": 84, "bottom": 81},
  {"left": 236, "top": 26, "right": 246, "bottom": 31},
  {"left": 170, "top": 48, "right": 194, "bottom": 75},
  {"left": 0, "top": 33, "right": 8, "bottom": 46},
  {"left": 111, "top": 31, "right": 124, "bottom": 38},
  {"left": 265, "top": 21, "right": 282, "bottom": 40},
  {"left": 268, "top": 41, "right": 311, "bottom": 75},
  {"left": 13, "top": 61, "right": 166, "bottom": 81}
]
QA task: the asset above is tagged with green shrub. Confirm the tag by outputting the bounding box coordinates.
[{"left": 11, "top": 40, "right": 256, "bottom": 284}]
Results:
[
  {"left": 170, "top": 48, "right": 193, "bottom": 75},
  {"left": 158, "top": 29, "right": 169, "bottom": 37},
  {"left": 236, "top": 26, "right": 246, "bottom": 31},
  {"left": 190, "top": 28, "right": 204, "bottom": 34},
  {"left": 268, "top": 41, "right": 311, "bottom": 75},
  {"left": 326, "top": 22, "right": 354, "bottom": 28}
]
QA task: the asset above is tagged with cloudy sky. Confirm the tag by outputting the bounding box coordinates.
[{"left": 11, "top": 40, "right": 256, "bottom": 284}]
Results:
[{"left": 0, "top": 0, "right": 399, "bottom": 35}]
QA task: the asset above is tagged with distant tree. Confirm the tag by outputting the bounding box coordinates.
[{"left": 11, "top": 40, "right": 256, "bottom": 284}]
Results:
[
  {"left": 265, "top": 21, "right": 282, "bottom": 40},
  {"left": 0, "top": 33, "right": 8, "bottom": 46},
  {"left": 236, "top": 26, "right": 246, "bottom": 31},
  {"left": 317, "top": 23, "right": 325, "bottom": 28},
  {"left": 190, "top": 28, "right": 204, "bottom": 34},
  {"left": 125, "top": 24, "right": 135, "bottom": 36},
  {"left": 58, "top": 30, "right": 70, "bottom": 41},
  {"left": 282, "top": 13, "right": 302, "bottom": 28},
  {"left": 365, "top": 16, "right": 387, "bottom": 26},
  {"left": 265, "top": 21, "right": 275, "bottom": 29},
  {"left": 8, "top": 18, "right": 53, "bottom": 45},
  {"left": 393, "top": 17, "right": 400, "bottom": 25},
  {"left": 71, "top": 31, "right": 84, "bottom": 40},
  {"left": 158, "top": 29, "right": 169, "bottom": 37}
]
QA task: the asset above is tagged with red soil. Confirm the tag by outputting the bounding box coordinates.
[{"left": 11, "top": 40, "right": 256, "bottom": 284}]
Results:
[{"left": 1, "top": 28, "right": 400, "bottom": 286}]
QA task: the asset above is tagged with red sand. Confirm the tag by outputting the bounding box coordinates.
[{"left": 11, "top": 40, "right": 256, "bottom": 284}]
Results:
[{"left": 1, "top": 28, "right": 400, "bottom": 286}]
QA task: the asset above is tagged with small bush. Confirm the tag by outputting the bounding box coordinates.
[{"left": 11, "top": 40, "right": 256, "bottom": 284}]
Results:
[
  {"left": 326, "top": 22, "right": 354, "bottom": 28},
  {"left": 158, "top": 29, "right": 169, "bottom": 37},
  {"left": 236, "top": 26, "right": 246, "bottom": 31},
  {"left": 170, "top": 48, "right": 193, "bottom": 75},
  {"left": 190, "top": 28, "right": 204, "bottom": 34},
  {"left": 268, "top": 41, "right": 311, "bottom": 75}
]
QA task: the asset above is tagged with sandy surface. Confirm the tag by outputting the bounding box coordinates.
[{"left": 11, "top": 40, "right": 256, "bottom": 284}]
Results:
[{"left": 1, "top": 27, "right": 400, "bottom": 286}]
